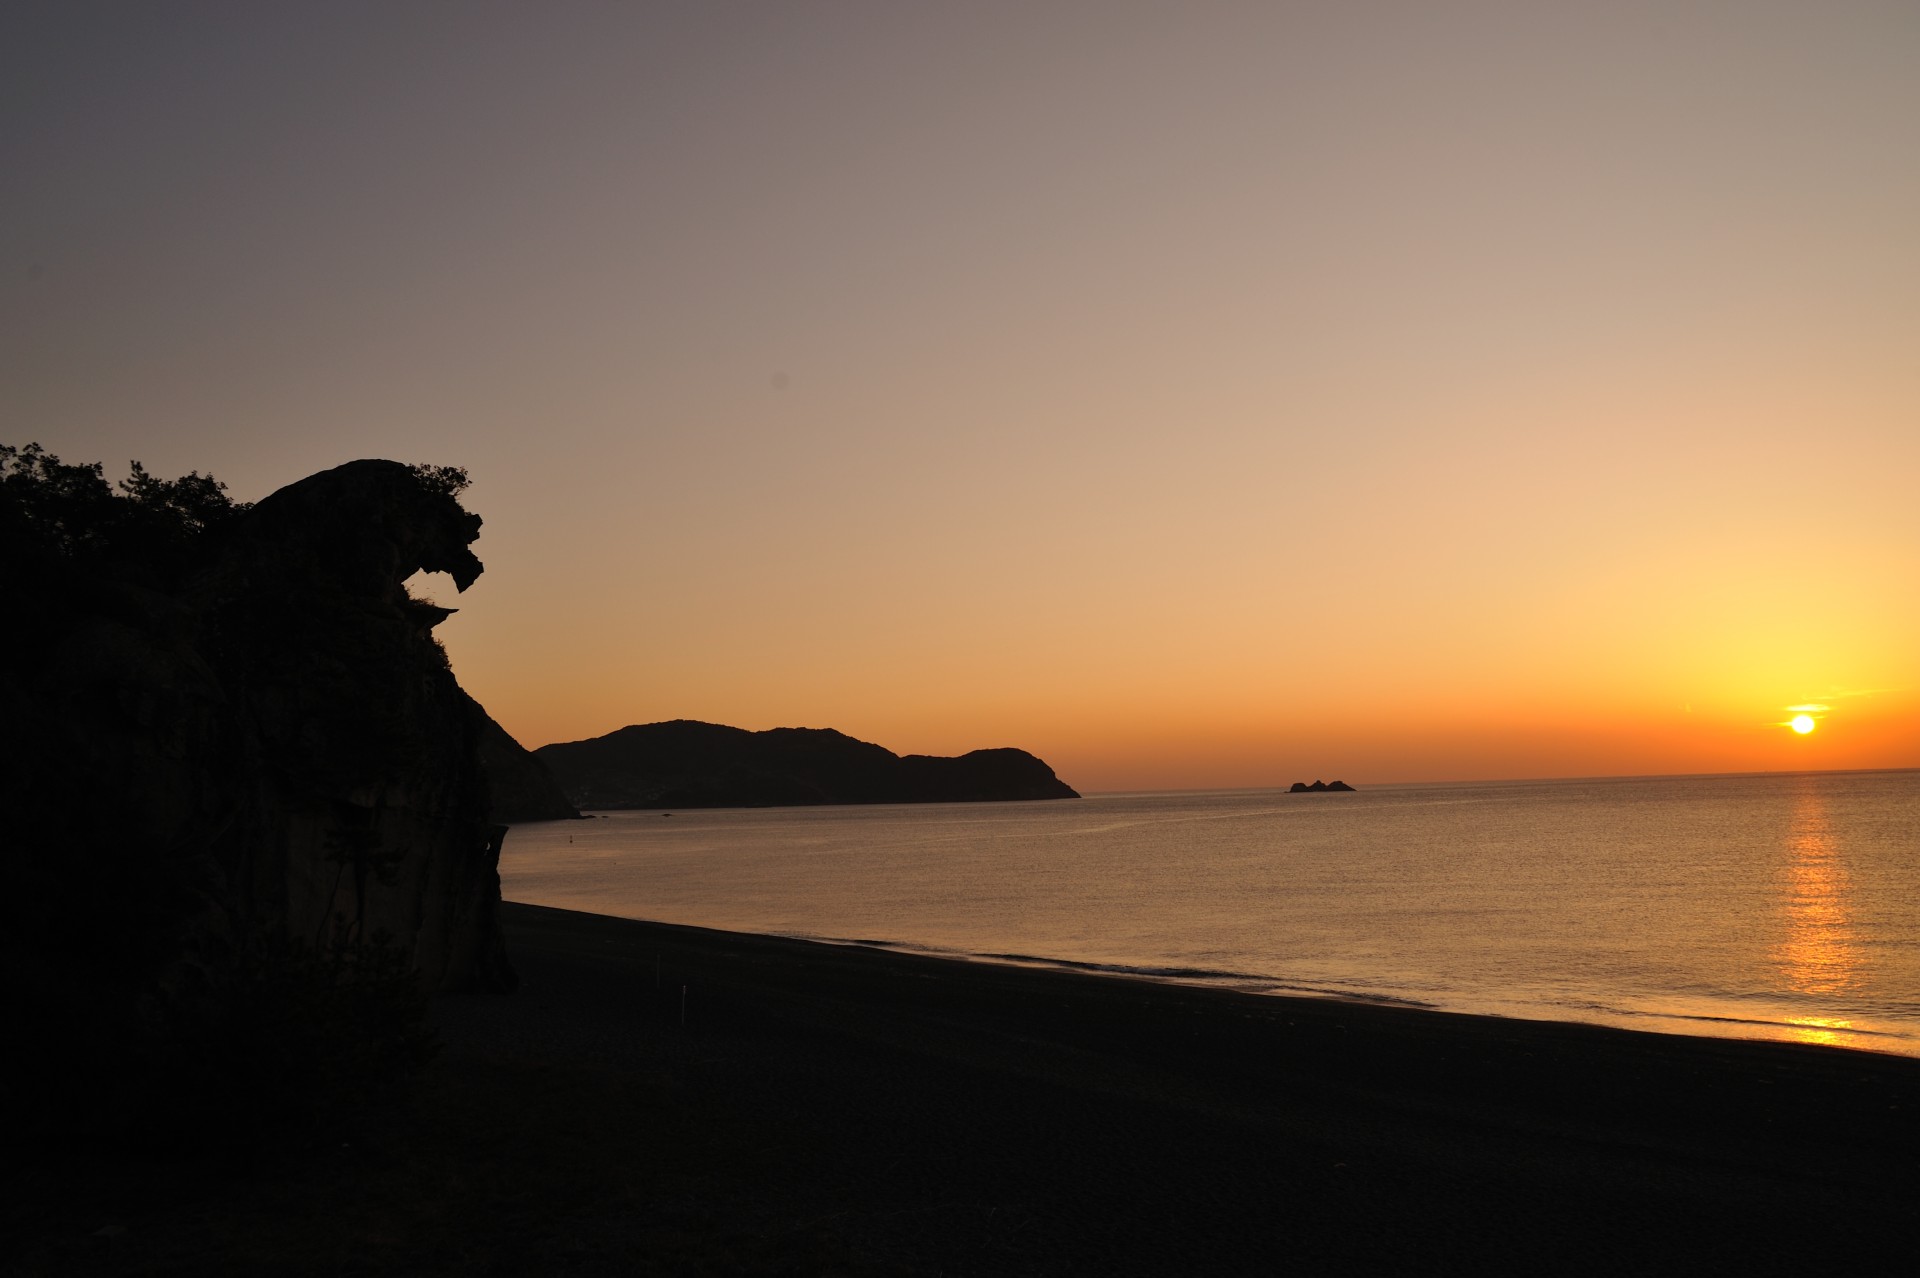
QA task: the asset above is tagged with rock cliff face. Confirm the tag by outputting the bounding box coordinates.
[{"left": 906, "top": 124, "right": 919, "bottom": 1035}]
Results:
[
  {"left": 536, "top": 720, "right": 1080, "bottom": 809},
  {"left": 7, "top": 458, "right": 517, "bottom": 1028},
  {"left": 189, "top": 459, "right": 515, "bottom": 992}
]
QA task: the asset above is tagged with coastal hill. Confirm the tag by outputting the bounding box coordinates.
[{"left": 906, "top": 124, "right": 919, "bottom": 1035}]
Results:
[
  {"left": 535, "top": 719, "right": 1080, "bottom": 809},
  {"left": 1290, "top": 779, "right": 1356, "bottom": 792},
  {"left": 470, "top": 696, "right": 580, "bottom": 822}
]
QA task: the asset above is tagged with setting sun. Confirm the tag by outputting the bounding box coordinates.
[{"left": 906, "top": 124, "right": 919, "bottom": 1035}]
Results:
[{"left": 1791, "top": 715, "right": 1817, "bottom": 735}]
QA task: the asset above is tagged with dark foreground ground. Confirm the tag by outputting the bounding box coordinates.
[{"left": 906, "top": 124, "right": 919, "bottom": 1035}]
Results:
[{"left": 12, "top": 901, "right": 1920, "bottom": 1275}]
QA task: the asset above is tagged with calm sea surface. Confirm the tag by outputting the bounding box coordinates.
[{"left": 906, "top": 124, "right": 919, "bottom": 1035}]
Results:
[{"left": 501, "top": 770, "right": 1920, "bottom": 1056}]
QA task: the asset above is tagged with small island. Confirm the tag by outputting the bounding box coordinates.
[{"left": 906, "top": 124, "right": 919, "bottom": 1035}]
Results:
[{"left": 1289, "top": 779, "right": 1356, "bottom": 792}]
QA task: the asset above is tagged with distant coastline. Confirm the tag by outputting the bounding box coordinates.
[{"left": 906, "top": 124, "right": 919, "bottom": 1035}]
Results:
[{"left": 535, "top": 719, "right": 1079, "bottom": 809}]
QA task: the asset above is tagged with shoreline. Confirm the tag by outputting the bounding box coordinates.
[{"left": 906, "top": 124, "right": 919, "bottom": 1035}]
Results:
[
  {"left": 510, "top": 774, "right": 1920, "bottom": 1064},
  {"left": 21, "top": 899, "right": 1920, "bottom": 1275},
  {"left": 437, "top": 902, "right": 1920, "bottom": 1272},
  {"left": 793, "top": 932, "right": 1920, "bottom": 1058},
  {"left": 499, "top": 886, "right": 1920, "bottom": 1051},
  {"left": 499, "top": 900, "right": 1920, "bottom": 1064}
]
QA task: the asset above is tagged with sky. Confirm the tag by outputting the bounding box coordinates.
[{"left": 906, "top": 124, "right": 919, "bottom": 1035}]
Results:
[{"left": 5, "top": 1, "right": 1917, "bottom": 791}]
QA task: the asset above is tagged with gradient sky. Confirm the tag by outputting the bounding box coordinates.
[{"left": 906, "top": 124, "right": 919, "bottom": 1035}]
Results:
[{"left": 6, "top": 1, "right": 1917, "bottom": 790}]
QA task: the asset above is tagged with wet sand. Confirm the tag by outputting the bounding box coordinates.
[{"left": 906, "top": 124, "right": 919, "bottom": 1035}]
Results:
[{"left": 19, "top": 900, "right": 1920, "bottom": 1275}]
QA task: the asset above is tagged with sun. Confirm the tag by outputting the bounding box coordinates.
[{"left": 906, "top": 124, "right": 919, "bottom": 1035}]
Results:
[{"left": 1790, "top": 714, "right": 1816, "bottom": 735}]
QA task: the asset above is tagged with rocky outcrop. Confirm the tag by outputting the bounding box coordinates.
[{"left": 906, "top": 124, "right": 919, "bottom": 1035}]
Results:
[
  {"left": 536, "top": 720, "right": 1080, "bottom": 809},
  {"left": 7, "top": 458, "right": 516, "bottom": 1019},
  {"left": 1289, "top": 780, "right": 1356, "bottom": 792},
  {"left": 186, "top": 460, "right": 514, "bottom": 993}
]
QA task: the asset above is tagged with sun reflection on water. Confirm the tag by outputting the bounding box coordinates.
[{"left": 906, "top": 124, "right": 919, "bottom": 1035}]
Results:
[
  {"left": 1773, "top": 785, "right": 1863, "bottom": 1045},
  {"left": 1784, "top": 1016, "right": 1858, "bottom": 1048}
]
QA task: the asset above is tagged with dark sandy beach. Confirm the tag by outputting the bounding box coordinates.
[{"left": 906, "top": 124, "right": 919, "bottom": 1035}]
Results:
[{"left": 15, "top": 900, "right": 1920, "bottom": 1275}]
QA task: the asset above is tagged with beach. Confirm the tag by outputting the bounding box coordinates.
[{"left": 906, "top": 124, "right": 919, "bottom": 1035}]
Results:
[{"left": 17, "top": 900, "right": 1920, "bottom": 1275}]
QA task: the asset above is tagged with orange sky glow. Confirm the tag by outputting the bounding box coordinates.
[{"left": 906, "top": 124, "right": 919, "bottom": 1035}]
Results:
[{"left": 6, "top": 2, "right": 1916, "bottom": 791}]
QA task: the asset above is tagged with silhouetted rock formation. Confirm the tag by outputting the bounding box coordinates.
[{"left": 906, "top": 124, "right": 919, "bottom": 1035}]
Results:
[
  {"left": 1289, "top": 780, "right": 1356, "bottom": 792},
  {"left": 182, "top": 459, "right": 515, "bottom": 993},
  {"left": 6, "top": 449, "right": 526, "bottom": 1143},
  {"left": 470, "top": 696, "right": 580, "bottom": 822},
  {"left": 537, "top": 720, "right": 1080, "bottom": 809}
]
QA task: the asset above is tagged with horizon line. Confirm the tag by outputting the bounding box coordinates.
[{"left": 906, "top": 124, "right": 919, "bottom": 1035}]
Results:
[{"left": 1079, "top": 763, "right": 1920, "bottom": 797}]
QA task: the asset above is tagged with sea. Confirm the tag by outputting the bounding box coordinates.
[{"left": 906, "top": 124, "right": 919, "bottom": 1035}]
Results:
[{"left": 500, "top": 769, "right": 1920, "bottom": 1057}]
